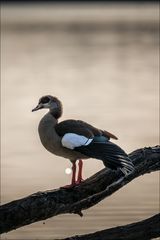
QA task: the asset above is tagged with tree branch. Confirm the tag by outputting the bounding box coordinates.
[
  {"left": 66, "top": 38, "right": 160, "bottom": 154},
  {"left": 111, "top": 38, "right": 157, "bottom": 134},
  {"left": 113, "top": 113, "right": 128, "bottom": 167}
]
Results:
[
  {"left": 0, "top": 146, "right": 160, "bottom": 235},
  {"left": 61, "top": 213, "right": 160, "bottom": 240}
]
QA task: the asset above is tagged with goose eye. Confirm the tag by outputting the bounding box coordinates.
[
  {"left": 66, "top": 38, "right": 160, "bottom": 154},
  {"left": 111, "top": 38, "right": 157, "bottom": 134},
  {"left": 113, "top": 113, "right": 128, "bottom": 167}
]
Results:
[{"left": 40, "top": 97, "right": 50, "bottom": 104}]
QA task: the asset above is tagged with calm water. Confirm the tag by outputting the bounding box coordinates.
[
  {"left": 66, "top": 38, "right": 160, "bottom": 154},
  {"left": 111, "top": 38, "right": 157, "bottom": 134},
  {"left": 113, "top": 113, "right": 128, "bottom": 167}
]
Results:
[{"left": 1, "top": 4, "right": 159, "bottom": 239}]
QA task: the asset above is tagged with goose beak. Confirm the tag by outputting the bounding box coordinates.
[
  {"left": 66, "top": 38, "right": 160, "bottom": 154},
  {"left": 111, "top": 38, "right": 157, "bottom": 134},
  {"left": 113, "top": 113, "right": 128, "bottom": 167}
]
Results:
[{"left": 32, "top": 104, "right": 43, "bottom": 112}]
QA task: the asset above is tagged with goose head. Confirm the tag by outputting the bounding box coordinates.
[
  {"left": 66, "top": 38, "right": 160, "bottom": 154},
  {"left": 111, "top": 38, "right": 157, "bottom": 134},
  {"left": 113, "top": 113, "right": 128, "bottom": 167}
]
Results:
[{"left": 32, "top": 95, "right": 63, "bottom": 119}]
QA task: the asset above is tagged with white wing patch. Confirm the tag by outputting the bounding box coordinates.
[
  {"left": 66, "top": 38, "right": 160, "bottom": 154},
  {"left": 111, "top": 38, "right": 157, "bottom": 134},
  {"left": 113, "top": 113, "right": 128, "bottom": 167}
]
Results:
[{"left": 62, "top": 133, "right": 93, "bottom": 150}]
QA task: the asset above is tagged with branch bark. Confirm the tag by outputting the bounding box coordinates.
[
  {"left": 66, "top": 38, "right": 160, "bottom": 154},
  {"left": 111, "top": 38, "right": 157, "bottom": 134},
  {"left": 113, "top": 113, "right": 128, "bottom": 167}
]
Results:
[
  {"left": 0, "top": 146, "right": 160, "bottom": 235},
  {"left": 62, "top": 214, "right": 160, "bottom": 240}
]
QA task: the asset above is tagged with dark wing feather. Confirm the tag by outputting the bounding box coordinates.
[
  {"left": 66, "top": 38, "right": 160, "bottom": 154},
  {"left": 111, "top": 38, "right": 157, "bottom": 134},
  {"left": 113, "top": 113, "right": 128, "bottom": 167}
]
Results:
[
  {"left": 55, "top": 120, "right": 94, "bottom": 138},
  {"left": 75, "top": 139, "right": 134, "bottom": 174},
  {"left": 55, "top": 119, "right": 118, "bottom": 140},
  {"left": 102, "top": 130, "right": 118, "bottom": 140}
]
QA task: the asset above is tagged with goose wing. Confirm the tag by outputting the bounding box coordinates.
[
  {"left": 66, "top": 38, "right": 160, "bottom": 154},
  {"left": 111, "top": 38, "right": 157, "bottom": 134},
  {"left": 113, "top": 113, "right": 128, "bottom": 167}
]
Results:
[
  {"left": 55, "top": 120, "right": 134, "bottom": 174},
  {"left": 55, "top": 119, "right": 117, "bottom": 140}
]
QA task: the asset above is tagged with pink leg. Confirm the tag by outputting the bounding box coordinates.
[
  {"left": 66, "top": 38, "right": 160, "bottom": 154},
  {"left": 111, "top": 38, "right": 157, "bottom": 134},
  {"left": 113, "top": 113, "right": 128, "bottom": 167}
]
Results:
[
  {"left": 61, "top": 161, "right": 83, "bottom": 189},
  {"left": 77, "top": 160, "right": 83, "bottom": 184},
  {"left": 71, "top": 162, "right": 76, "bottom": 185},
  {"left": 61, "top": 162, "right": 77, "bottom": 188}
]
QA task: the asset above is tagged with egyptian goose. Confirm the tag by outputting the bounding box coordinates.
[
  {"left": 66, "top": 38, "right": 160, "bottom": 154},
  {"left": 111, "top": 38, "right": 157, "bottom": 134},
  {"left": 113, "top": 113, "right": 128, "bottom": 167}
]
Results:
[{"left": 32, "top": 95, "right": 134, "bottom": 187}]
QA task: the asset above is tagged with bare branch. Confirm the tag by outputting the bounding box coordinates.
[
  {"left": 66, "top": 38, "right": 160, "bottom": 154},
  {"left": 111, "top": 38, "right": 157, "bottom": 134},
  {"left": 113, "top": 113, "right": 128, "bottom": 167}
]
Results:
[
  {"left": 62, "top": 213, "right": 160, "bottom": 240},
  {"left": 0, "top": 146, "right": 159, "bottom": 234}
]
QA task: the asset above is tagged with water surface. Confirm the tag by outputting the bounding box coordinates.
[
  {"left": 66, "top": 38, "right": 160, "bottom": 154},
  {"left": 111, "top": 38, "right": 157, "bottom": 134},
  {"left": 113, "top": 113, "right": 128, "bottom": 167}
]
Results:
[{"left": 1, "top": 3, "right": 159, "bottom": 239}]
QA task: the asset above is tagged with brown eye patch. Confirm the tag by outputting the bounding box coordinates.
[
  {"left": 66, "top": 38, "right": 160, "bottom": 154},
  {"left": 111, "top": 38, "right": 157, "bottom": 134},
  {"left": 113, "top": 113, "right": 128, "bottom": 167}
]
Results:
[{"left": 40, "top": 96, "right": 50, "bottom": 104}]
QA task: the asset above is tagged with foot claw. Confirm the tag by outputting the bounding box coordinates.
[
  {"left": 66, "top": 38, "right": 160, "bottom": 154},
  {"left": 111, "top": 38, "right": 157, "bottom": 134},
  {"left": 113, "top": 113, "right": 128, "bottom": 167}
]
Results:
[
  {"left": 75, "top": 179, "right": 84, "bottom": 184},
  {"left": 61, "top": 179, "right": 84, "bottom": 189},
  {"left": 61, "top": 184, "right": 75, "bottom": 189}
]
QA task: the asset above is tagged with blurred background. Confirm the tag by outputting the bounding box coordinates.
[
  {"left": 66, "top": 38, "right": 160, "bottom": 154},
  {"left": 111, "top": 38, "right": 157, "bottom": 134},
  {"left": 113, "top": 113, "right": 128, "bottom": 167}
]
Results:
[{"left": 1, "top": 1, "right": 159, "bottom": 239}]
